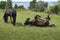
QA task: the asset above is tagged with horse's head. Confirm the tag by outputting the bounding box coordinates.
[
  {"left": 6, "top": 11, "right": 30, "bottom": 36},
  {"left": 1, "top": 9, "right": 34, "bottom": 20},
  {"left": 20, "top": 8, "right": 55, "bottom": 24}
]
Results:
[{"left": 3, "top": 13, "right": 8, "bottom": 23}]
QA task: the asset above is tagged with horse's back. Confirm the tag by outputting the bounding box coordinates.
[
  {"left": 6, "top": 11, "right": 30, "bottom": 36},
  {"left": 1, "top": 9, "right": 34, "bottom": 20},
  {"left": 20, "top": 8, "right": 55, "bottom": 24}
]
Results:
[{"left": 5, "top": 8, "right": 16, "bottom": 16}]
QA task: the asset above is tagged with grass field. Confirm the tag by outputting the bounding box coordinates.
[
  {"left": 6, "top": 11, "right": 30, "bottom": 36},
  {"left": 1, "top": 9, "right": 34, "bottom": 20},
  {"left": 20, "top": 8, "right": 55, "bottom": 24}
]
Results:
[{"left": 0, "top": 9, "right": 60, "bottom": 40}]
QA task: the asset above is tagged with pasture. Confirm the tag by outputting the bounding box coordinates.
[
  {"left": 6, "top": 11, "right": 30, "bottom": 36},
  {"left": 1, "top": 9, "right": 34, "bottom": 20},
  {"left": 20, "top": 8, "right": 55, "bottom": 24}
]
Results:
[{"left": 0, "top": 9, "right": 60, "bottom": 40}]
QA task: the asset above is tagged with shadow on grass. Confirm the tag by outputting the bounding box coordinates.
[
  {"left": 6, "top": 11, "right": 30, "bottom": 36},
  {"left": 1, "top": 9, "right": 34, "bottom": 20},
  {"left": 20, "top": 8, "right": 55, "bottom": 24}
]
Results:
[
  {"left": 4, "top": 21, "right": 56, "bottom": 27},
  {"left": 37, "top": 24, "right": 56, "bottom": 27},
  {"left": 15, "top": 22, "right": 56, "bottom": 27},
  {"left": 4, "top": 22, "right": 24, "bottom": 27},
  {"left": 16, "top": 22, "right": 24, "bottom": 27}
]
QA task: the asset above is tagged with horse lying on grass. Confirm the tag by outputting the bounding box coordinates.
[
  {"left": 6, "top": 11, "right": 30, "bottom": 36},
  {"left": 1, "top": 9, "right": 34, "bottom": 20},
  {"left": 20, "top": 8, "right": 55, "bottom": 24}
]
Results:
[
  {"left": 3, "top": 8, "right": 17, "bottom": 25},
  {"left": 24, "top": 14, "right": 55, "bottom": 27}
]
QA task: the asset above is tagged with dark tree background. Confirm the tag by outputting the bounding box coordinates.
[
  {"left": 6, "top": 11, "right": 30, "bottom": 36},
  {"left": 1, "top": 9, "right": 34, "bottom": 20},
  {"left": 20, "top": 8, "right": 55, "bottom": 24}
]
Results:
[
  {"left": 29, "top": 0, "right": 48, "bottom": 12},
  {"left": 29, "top": 0, "right": 36, "bottom": 10},
  {"left": 0, "top": 1, "right": 6, "bottom": 9},
  {"left": 5, "top": 0, "right": 12, "bottom": 8},
  {"left": 0, "top": 0, "right": 60, "bottom": 14}
]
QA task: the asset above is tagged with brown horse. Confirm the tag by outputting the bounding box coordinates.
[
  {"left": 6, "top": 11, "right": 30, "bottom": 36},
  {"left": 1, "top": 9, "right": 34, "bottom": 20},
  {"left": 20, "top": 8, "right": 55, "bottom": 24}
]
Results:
[
  {"left": 24, "top": 14, "right": 50, "bottom": 27},
  {"left": 30, "top": 14, "right": 50, "bottom": 26}
]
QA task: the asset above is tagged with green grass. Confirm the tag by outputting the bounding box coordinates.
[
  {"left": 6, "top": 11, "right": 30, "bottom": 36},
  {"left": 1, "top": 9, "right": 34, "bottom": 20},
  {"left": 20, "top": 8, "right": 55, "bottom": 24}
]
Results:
[{"left": 0, "top": 9, "right": 60, "bottom": 40}]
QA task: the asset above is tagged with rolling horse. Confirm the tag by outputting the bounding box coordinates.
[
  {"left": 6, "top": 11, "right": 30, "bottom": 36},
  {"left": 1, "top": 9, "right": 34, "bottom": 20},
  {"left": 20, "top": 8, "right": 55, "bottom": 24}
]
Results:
[
  {"left": 24, "top": 14, "right": 51, "bottom": 27},
  {"left": 34, "top": 14, "right": 51, "bottom": 26},
  {"left": 3, "top": 8, "right": 17, "bottom": 25}
]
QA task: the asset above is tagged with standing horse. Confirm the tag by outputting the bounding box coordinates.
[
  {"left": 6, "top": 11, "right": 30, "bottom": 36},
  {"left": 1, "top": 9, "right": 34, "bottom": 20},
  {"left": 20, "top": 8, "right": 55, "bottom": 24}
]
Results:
[{"left": 3, "top": 8, "right": 17, "bottom": 25}]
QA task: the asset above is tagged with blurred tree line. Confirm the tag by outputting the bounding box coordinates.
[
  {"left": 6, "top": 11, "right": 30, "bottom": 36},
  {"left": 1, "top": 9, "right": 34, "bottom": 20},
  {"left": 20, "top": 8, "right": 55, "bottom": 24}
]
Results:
[
  {"left": 29, "top": 0, "right": 48, "bottom": 12},
  {"left": 0, "top": 0, "right": 24, "bottom": 9},
  {"left": 0, "top": 0, "right": 12, "bottom": 9},
  {"left": 14, "top": 4, "right": 25, "bottom": 9},
  {"left": 0, "top": 1, "right": 6, "bottom": 9},
  {"left": 48, "top": 1, "right": 60, "bottom": 14},
  {"left": 29, "top": 0, "right": 60, "bottom": 14},
  {"left": 0, "top": 0, "right": 60, "bottom": 14}
]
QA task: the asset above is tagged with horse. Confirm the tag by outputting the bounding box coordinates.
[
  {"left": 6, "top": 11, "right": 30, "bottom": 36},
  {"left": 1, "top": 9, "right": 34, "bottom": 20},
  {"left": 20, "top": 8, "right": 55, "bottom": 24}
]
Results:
[
  {"left": 3, "top": 8, "right": 17, "bottom": 25},
  {"left": 24, "top": 15, "right": 41, "bottom": 26},
  {"left": 34, "top": 14, "right": 50, "bottom": 26},
  {"left": 24, "top": 14, "right": 55, "bottom": 27},
  {"left": 24, "top": 14, "right": 50, "bottom": 27}
]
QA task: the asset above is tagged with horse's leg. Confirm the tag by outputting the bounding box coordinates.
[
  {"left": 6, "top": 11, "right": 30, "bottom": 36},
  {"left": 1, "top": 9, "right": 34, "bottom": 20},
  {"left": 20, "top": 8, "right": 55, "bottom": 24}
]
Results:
[
  {"left": 6, "top": 15, "right": 8, "bottom": 23},
  {"left": 12, "top": 12, "right": 16, "bottom": 26},
  {"left": 12, "top": 16, "right": 16, "bottom": 25},
  {"left": 10, "top": 16, "right": 12, "bottom": 23}
]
